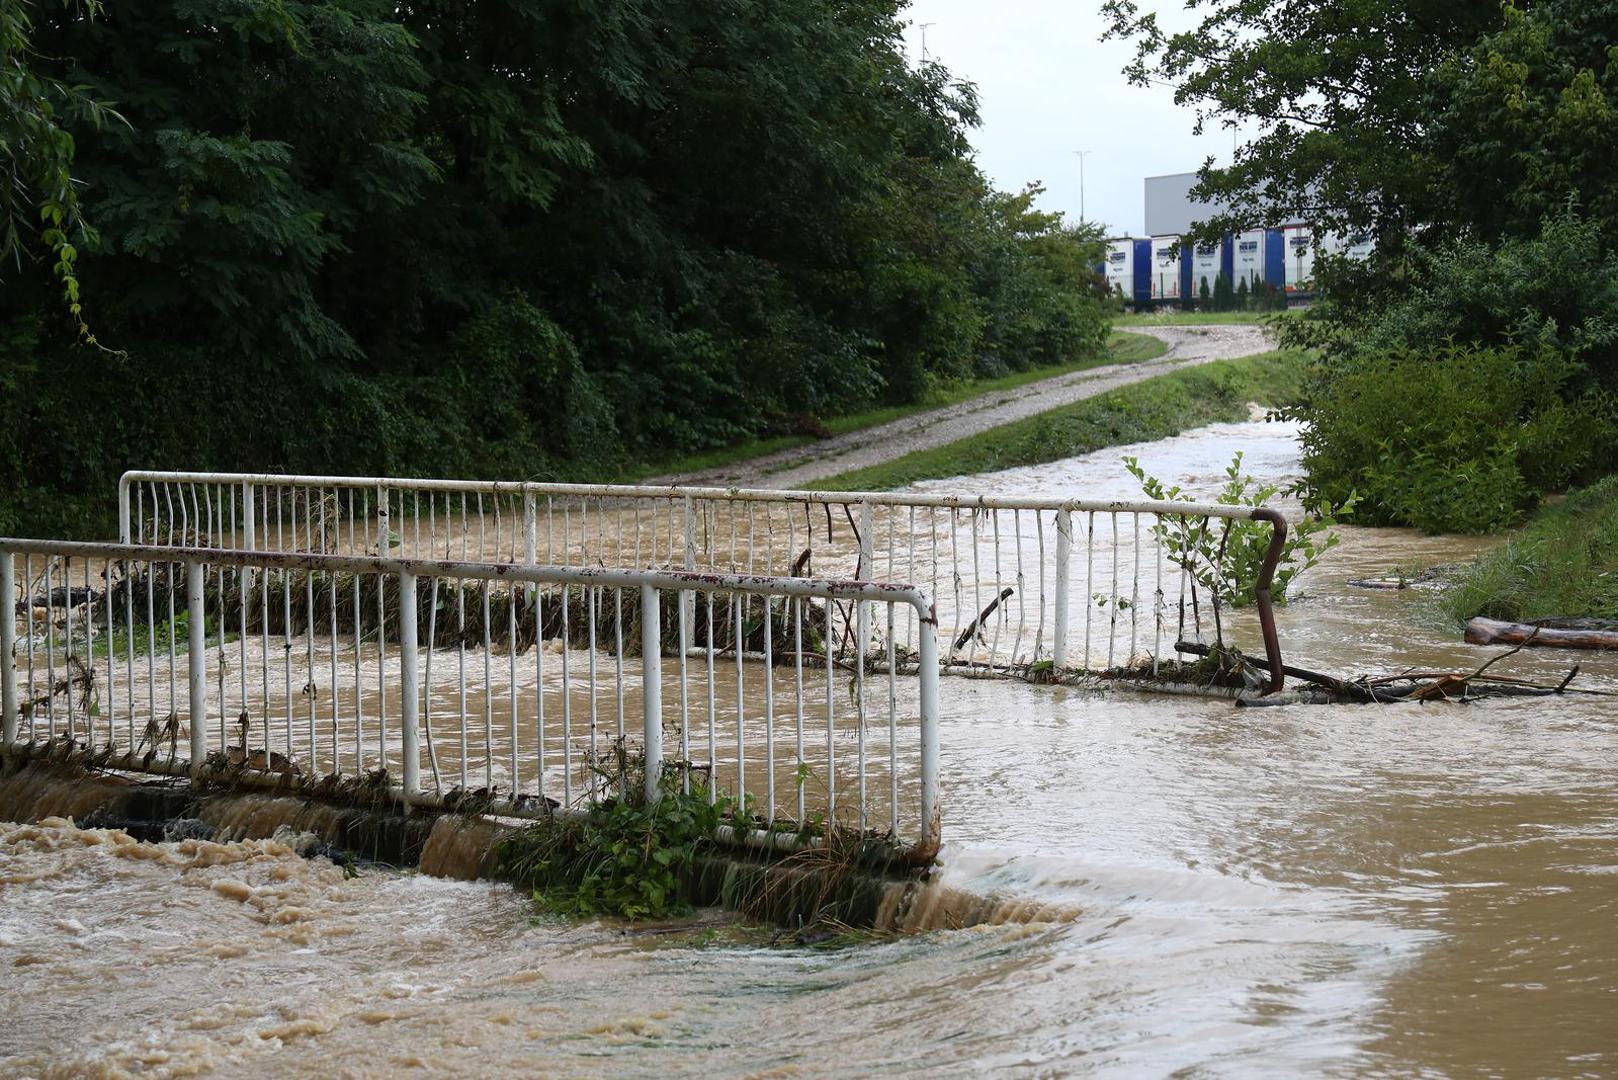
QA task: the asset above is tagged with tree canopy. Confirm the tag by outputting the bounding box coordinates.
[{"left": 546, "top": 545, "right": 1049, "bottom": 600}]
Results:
[
  {"left": 1101, "top": 0, "right": 1618, "bottom": 249},
  {"left": 1, "top": 0, "right": 1110, "bottom": 534}
]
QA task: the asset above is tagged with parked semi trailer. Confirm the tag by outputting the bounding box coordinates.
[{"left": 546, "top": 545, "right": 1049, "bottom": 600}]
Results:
[
  {"left": 1189, "top": 235, "right": 1233, "bottom": 301},
  {"left": 1149, "top": 235, "right": 1187, "bottom": 304},
  {"left": 1105, "top": 237, "right": 1152, "bottom": 309},
  {"left": 1232, "top": 227, "right": 1285, "bottom": 291}
]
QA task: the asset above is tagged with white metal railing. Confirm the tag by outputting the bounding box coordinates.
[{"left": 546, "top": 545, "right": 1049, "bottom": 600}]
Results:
[
  {"left": 117, "top": 472, "right": 1288, "bottom": 687},
  {"left": 2, "top": 540, "right": 941, "bottom": 856}
]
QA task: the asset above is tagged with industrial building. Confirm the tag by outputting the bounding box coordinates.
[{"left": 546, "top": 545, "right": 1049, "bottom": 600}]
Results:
[{"left": 1104, "top": 172, "right": 1372, "bottom": 309}]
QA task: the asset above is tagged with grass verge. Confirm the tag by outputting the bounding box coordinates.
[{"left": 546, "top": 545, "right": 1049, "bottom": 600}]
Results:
[
  {"left": 813, "top": 348, "right": 1311, "bottom": 491},
  {"left": 1436, "top": 476, "right": 1618, "bottom": 623},
  {"left": 625, "top": 330, "right": 1168, "bottom": 480},
  {"left": 1111, "top": 310, "right": 1294, "bottom": 328}
]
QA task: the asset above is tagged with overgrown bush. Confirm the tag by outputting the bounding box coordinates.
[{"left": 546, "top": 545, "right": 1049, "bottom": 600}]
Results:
[
  {"left": 1123, "top": 451, "right": 1349, "bottom": 607},
  {"left": 495, "top": 742, "right": 730, "bottom": 920},
  {"left": 1289, "top": 343, "right": 1618, "bottom": 533},
  {"left": 1289, "top": 207, "right": 1618, "bottom": 389}
]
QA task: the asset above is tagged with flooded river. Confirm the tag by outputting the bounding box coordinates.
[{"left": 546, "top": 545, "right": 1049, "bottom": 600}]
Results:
[{"left": 5, "top": 417, "right": 1617, "bottom": 1077}]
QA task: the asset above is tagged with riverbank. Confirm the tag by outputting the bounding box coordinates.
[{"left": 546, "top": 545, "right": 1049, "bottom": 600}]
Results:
[
  {"left": 629, "top": 330, "right": 1166, "bottom": 483},
  {"left": 1437, "top": 475, "right": 1618, "bottom": 624},
  {"left": 815, "top": 348, "right": 1309, "bottom": 491},
  {"left": 656, "top": 324, "right": 1272, "bottom": 489}
]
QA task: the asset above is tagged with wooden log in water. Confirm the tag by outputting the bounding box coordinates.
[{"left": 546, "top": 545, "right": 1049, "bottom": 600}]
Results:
[{"left": 1464, "top": 617, "right": 1618, "bottom": 651}]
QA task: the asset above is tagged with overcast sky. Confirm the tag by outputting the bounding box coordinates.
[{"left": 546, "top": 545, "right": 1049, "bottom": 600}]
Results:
[{"left": 900, "top": 0, "right": 1239, "bottom": 237}]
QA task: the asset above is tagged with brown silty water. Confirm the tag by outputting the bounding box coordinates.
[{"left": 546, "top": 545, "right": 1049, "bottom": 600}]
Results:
[{"left": 5, "top": 416, "right": 1618, "bottom": 1075}]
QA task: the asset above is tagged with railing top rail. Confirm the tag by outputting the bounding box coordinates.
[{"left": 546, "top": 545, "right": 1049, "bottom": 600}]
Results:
[
  {"left": 118, "top": 469, "right": 1278, "bottom": 522},
  {"left": 0, "top": 538, "right": 937, "bottom": 617}
]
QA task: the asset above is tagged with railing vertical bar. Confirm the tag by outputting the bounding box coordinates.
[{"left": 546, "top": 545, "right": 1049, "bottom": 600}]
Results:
[
  {"left": 705, "top": 591, "right": 716, "bottom": 805},
  {"left": 43, "top": 559, "right": 54, "bottom": 736},
  {"left": 1130, "top": 513, "right": 1141, "bottom": 664},
  {"left": 887, "top": 602, "right": 898, "bottom": 833},
  {"left": 763, "top": 595, "right": 774, "bottom": 823},
  {"left": 1108, "top": 513, "right": 1119, "bottom": 672},
  {"left": 535, "top": 585, "right": 545, "bottom": 802},
  {"left": 1154, "top": 513, "right": 1163, "bottom": 676},
  {"left": 481, "top": 579, "right": 493, "bottom": 790},
  {"left": 64, "top": 558, "right": 76, "bottom": 742},
  {"left": 641, "top": 583, "right": 662, "bottom": 805},
  {"left": 423, "top": 576, "right": 442, "bottom": 793},
  {"left": 989, "top": 511, "right": 1006, "bottom": 671},
  {"left": 677, "top": 583, "right": 689, "bottom": 796},
  {"left": 1, "top": 548, "right": 14, "bottom": 749},
  {"left": 508, "top": 581, "right": 518, "bottom": 794},
  {"left": 793, "top": 596, "right": 805, "bottom": 823},
  {"left": 186, "top": 559, "right": 207, "bottom": 775},
  {"left": 734, "top": 592, "right": 745, "bottom": 812},
  {"left": 586, "top": 585, "right": 600, "bottom": 799},
  {"left": 376, "top": 489, "right": 388, "bottom": 771},
  {"left": 917, "top": 606, "right": 939, "bottom": 853},
  {"left": 856, "top": 593, "right": 866, "bottom": 832},
  {"left": 561, "top": 585, "right": 572, "bottom": 806},
  {"left": 457, "top": 574, "right": 467, "bottom": 789},
  {"left": 400, "top": 571, "right": 419, "bottom": 795},
  {"left": 614, "top": 585, "right": 625, "bottom": 739},
  {"left": 1084, "top": 510, "right": 1095, "bottom": 672},
  {"left": 1053, "top": 509, "right": 1070, "bottom": 672}
]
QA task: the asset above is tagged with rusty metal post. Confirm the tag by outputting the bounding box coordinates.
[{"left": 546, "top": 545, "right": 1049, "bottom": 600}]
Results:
[{"left": 1250, "top": 508, "right": 1288, "bottom": 694}]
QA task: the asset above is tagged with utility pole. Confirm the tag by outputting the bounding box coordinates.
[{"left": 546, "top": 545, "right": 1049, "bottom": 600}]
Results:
[
  {"left": 1072, "top": 150, "right": 1091, "bottom": 223},
  {"left": 918, "top": 22, "right": 935, "bottom": 64}
]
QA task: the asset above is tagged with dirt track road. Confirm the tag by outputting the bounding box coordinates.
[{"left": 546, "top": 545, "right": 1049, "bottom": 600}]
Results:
[{"left": 656, "top": 324, "right": 1275, "bottom": 490}]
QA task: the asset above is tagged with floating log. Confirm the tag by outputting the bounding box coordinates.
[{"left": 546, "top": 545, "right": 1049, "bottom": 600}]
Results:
[{"left": 1465, "top": 617, "right": 1618, "bottom": 651}]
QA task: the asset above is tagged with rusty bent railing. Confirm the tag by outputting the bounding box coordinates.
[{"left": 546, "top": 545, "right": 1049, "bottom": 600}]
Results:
[
  {"left": 117, "top": 472, "right": 1290, "bottom": 690},
  {"left": 2, "top": 539, "right": 942, "bottom": 858}
]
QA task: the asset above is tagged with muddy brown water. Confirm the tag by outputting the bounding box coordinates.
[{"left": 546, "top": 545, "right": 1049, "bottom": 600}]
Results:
[{"left": 5, "top": 416, "right": 1618, "bottom": 1076}]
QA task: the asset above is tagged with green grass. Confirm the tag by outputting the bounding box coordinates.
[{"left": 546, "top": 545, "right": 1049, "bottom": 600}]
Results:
[
  {"left": 1110, "top": 310, "right": 1295, "bottom": 328},
  {"left": 813, "top": 348, "right": 1311, "bottom": 492},
  {"left": 1436, "top": 476, "right": 1618, "bottom": 623},
  {"left": 624, "top": 330, "right": 1167, "bottom": 480}
]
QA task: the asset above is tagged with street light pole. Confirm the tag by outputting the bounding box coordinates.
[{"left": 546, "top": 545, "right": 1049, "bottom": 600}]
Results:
[
  {"left": 918, "top": 22, "right": 935, "bottom": 63},
  {"left": 1072, "top": 150, "right": 1091, "bottom": 223}
]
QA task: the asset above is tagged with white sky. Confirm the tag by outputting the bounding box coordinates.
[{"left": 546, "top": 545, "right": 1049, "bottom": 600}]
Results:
[{"left": 900, "top": 0, "right": 1241, "bottom": 237}]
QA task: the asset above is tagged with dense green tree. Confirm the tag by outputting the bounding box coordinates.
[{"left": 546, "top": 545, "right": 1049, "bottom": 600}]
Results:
[
  {"left": 1, "top": 0, "right": 1111, "bottom": 534},
  {"left": 1, "top": 0, "right": 122, "bottom": 340},
  {"left": 1102, "top": 1, "right": 1618, "bottom": 250}
]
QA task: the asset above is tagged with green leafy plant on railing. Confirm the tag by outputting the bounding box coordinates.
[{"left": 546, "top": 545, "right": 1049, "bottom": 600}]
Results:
[
  {"left": 1123, "top": 452, "right": 1353, "bottom": 608},
  {"left": 494, "top": 741, "right": 732, "bottom": 920}
]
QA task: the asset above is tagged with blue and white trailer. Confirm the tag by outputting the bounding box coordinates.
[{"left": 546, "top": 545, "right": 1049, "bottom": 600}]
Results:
[
  {"left": 1189, "top": 235, "right": 1232, "bottom": 301},
  {"left": 1149, "top": 235, "right": 1187, "bottom": 304},
  {"left": 1233, "top": 227, "right": 1286, "bottom": 292},
  {"left": 1105, "top": 237, "right": 1153, "bottom": 309}
]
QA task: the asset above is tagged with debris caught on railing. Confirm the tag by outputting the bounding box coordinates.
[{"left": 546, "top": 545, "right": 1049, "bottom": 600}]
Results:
[{"left": 1120, "top": 637, "right": 1616, "bottom": 706}]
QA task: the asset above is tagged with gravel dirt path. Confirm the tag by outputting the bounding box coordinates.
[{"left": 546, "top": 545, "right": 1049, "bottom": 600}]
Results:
[{"left": 655, "top": 324, "right": 1276, "bottom": 490}]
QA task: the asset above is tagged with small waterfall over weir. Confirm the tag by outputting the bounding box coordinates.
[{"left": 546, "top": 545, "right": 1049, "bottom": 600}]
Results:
[{"left": 0, "top": 757, "right": 1078, "bottom": 931}]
